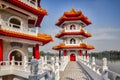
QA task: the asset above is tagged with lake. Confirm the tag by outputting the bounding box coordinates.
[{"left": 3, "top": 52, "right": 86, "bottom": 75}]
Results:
[{"left": 95, "top": 58, "right": 120, "bottom": 74}]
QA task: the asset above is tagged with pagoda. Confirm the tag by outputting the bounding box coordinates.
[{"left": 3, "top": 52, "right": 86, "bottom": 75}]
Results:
[
  {"left": 0, "top": 0, "right": 52, "bottom": 61},
  {"left": 53, "top": 8, "right": 94, "bottom": 61}
]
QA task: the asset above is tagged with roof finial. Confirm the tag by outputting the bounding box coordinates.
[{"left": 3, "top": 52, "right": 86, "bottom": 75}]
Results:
[
  {"left": 70, "top": 6, "right": 76, "bottom": 13},
  {"left": 71, "top": 5, "right": 75, "bottom": 10}
]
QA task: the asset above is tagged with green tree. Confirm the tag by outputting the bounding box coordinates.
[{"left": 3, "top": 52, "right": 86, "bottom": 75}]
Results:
[{"left": 40, "top": 51, "right": 45, "bottom": 56}]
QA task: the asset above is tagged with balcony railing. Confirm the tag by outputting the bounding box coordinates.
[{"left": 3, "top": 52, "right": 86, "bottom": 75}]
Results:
[
  {"left": 19, "top": 0, "right": 38, "bottom": 9},
  {"left": 0, "top": 19, "right": 37, "bottom": 36}
]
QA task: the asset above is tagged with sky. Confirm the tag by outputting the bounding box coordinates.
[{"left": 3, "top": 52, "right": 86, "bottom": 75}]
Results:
[{"left": 39, "top": 0, "right": 120, "bottom": 53}]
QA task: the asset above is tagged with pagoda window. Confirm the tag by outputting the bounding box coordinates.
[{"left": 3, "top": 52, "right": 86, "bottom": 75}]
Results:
[
  {"left": 28, "top": 0, "right": 36, "bottom": 5},
  {"left": 70, "top": 38, "right": 76, "bottom": 44},
  {"left": 70, "top": 24, "right": 76, "bottom": 30},
  {"left": 9, "top": 17, "right": 21, "bottom": 29}
]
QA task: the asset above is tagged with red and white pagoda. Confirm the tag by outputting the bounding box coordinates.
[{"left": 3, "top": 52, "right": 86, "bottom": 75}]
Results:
[
  {"left": 53, "top": 8, "right": 94, "bottom": 61},
  {"left": 0, "top": 0, "right": 52, "bottom": 61}
]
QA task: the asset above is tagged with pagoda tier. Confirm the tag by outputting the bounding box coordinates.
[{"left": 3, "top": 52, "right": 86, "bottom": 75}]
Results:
[
  {"left": 0, "top": 0, "right": 53, "bottom": 63},
  {"left": 56, "top": 8, "right": 92, "bottom": 26},
  {"left": 55, "top": 29, "right": 91, "bottom": 38},
  {"left": 52, "top": 8, "right": 94, "bottom": 61},
  {"left": 2, "top": 0, "right": 47, "bottom": 27},
  {"left": 52, "top": 43, "right": 94, "bottom": 50},
  {"left": 0, "top": 28, "right": 53, "bottom": 45}
]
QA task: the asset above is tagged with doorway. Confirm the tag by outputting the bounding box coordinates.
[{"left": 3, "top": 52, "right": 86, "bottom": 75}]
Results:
[{"left": 70, "top": 53, "right": 76, "bottom": 61}]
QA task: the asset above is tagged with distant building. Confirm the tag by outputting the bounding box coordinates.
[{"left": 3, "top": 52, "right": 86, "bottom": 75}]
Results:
[{"left": 53, "top": 8, "right": 94, "bottom": 61}]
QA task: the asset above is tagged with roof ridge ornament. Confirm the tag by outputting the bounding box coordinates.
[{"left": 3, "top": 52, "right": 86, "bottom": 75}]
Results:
[
  {"left": 56, "top": 8, "right": 92, "bottom": 26},
  {"left": 70, "top": 7, "right": 76, "bottom": 14}
]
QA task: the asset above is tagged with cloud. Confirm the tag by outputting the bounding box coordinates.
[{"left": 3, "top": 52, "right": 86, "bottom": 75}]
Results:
[
  {"left": 89, "top": 27, "right": 120, "bottom": 40},
  {"left": 93, "top": 27, "right": 120, "bottom": 33},
  {"left": 40, "top": 27, "right": 120, "bottom": 52}
]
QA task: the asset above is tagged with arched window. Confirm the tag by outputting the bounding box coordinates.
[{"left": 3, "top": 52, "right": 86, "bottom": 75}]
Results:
[
  {"left": 70, "top": 38, "right": 76, "bottom": 44},
  {"left": 70, "top": 24, "right": 76, "bottom": 30},
  {"left": 9, "top": 17, "right": 21, "bottom": 29}
]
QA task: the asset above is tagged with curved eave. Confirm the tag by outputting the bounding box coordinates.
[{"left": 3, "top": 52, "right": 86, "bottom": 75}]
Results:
[
  {"left": 56, "top": 17, "right": 92, "bottom": 26},
  {"left": 55, "top": 8, "right": 92, "bottom": 26},
  {"left": 55, "top": 31, "right": 92, "bottom": 38},
  {"left": 0, "top": 28, "right": 53, "bottom": 45},
  {"left": 52, "top": 43, "right": 95, "bottom": 50},
  {"left": 5, "top": 0, "right": 47, "bottom": 27}
]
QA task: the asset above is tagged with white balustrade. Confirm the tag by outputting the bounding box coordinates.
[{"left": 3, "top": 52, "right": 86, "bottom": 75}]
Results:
[
  {"left": 41, "top": 56, "right": 45, "bottom": 71},
  {"left": 51, "top": 57, "right": 55, "bottom": 72},
  {"left": 44, "top": 56, "right": 47, "bottom": 64},
  {"left": 91, "top": 57, "right": 95, "bottom": 65},
  {"left": 23, "top": 56, "right": 28, "bottom": 71},
  {"left": 55, "top": 57, "right": 59, "bottom": 80},
  {"left": 102, "top": 58, "right": 110, "bottom": 80},
  {"left": 11, "top": 56, "right": 15, "bottom": 66},
  {"left": 77, "top": 56, "right": 120, "bottom": 80},
  {"left": 102, "top": 58, "right": 108, "bottom": 71},
  {"left": 59, "top": 56, "right": 69, "bottom": 71},
  {"left": 0, "top": 54, "right": 60, "bottom": 80}
]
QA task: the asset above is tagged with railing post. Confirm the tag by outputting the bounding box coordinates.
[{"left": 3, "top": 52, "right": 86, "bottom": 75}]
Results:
[
  {"left": 91, "top": 57, "right": 95, "bottom": 65},
  {"left": 11, "top": 56, "right": 15, "bottom": 66},
  {"left": 23, "top": 56, "right": 28, "bottom": 71},
  {"left": 45, "top": 56, "right": 47, "bottom": 64},
  {"left": 55, "top": 57, "right": 59, "bottom": 66},
  {"left": 91, "top": 57, "right": 95, "bottom": 71},
  {"left": 55, "top": 57, "right": 59, "bottom": 80},
  {"left": 32, "top": 56, "right": 34, "bottom": 59},
  {"left": 102, "top": 58, "right": 108, "bottom": 71},
  {"left": 83, "top": 56, "right": 86, "bottom": 61},
  {"left": 37, "top": 57, "right": 42, "bottom": 73},
  {"left": 51, "top": 57, "right": 55, "bottom": 80},
  {"left": 102, "top": 58, "right": 110, "bottom": 80},
  {"left": 86, "top": 56, "right": 90, "bottom": 67},
  {"left": 51, "top": 57, "right": 55, "bottom": 72},
  {"left": 87, "top": 56, "right": 89, "bottom": 63},
  {"left": 41, "top": 56, "right": 44, "bottom": 71}
]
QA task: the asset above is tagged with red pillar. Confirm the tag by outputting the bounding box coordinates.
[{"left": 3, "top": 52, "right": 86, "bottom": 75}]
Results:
[
  {"left": 0, "top": 39, "right": 3, "bottom": 61},
  {"left": 34, "top": 44, "right": 40, "bottom": 59},
  {"left": 59, "top": 50, "right": 61, "bottom": 60},
  {"left": 79, "top": 50, "right": 82, "bottom": 56},
  {"left": 64, "top": 50, "right": 67, "bottom": 56},
  {"left": 85, "top": 50, "right": 88, "bottom": 59}
]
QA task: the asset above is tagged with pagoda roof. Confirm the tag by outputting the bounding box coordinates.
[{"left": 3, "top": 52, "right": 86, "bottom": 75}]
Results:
[
  {"left": 0, "top": 28, "right": 53, "bottom": 45},
  {"left": 56, "top": 8, "right": 92, "bottom": 26},
  {"left": 5, "top": 0, "right": 47, "bottom": 27},
  {"left": 52, "top": 43, "right": 94, "bottom": 50},
  {"left": 55, "top": 29, "right": 91, "bottom": 38}
]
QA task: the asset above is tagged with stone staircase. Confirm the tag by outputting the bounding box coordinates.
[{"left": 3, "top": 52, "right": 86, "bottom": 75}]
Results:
[{"left": 60, "top": 61, "right": 90, "bottom": 80}]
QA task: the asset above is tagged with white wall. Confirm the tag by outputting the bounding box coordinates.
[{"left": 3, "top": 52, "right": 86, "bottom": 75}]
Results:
[
  {"left": 64, "top": 37, "right": 83, "bottom": 46},
  {"left": 64, "top": 23, "right": 81, "bottom": 32},
  {"left": 3, "top": 41, "right": 28, "bottom": 61},
  {"left": 61, "top": 20, "right": 87, "bottom": 46},
  {"left": 0, "top": 10, "right": 28, "bottom": 32}
]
